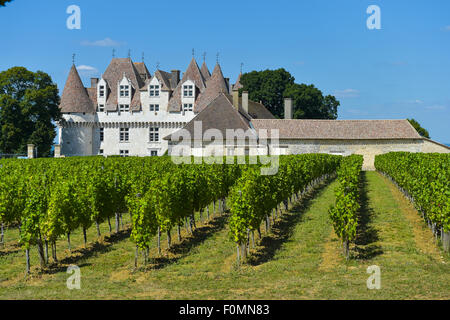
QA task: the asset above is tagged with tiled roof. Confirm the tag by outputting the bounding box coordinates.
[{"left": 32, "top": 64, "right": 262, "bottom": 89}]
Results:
[
  {"left": 102, "top": 58, "right": 144, "bottom": 111},
  {"left": 154, "top": 69, "right": 173, "bottom": 91},
  {"left": 251, "top": 119, "right": 423, "bottom": 140},
  {"left": 59, "top": 65, "right": 95, "bottom": 113},
  {"left": 232, "top": 73, "right": 243, "bottom": 91},
  {"left": 164, "top": 92, "right": 255, "bottom": 141},
  {"left": 133, "top": 62, "right": 151, "bottom": 85},
  {"left": 200, "top": 61, "right": 211, "bottom": 81},
  {"left": 222, "top": 94, "right": 275, "bottom": 120},
  {"left": 168, "top": 58, "right": 206, "bottom": 112},
  {"left": 195, "top": 64, "right": 229, "bottom": 113}
]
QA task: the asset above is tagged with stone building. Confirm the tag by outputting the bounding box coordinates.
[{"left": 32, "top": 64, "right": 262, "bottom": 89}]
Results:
[
  {"left": 57, "top": 56, "right": 271, "bottom": 157},
  {"left": 58, "top": 56, "right": 449, "bottom": 168}
]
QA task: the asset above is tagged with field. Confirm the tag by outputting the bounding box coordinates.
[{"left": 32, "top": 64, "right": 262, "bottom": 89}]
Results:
[{"left": 0, "top": 171, "right": 448, "bottom": 300}]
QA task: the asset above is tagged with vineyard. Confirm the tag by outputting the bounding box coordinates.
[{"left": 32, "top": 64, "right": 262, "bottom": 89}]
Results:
[{"left": 0, "top": 153, "right": 449, "bottom": 299}]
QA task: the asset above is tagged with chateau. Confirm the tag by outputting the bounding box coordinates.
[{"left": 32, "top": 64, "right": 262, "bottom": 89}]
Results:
[{"left": 57, "top": 56, "right": 449, "bottom": 169}]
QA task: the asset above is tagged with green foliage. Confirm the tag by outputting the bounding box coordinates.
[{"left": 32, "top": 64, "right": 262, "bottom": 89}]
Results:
[
  {"left": 229, "top": 154, "right": 341, "bottom": 244},
  {"left": 239, "top": 69, "right": 339, "bottom": 119},
  {"left": 0, "top": 0, "right": 13, "bottom": 6},
  {"left": 375, "top": 152, "right": 449, "bottom": 232},
  {"left": 328, "top": 155, "right": 363, "bottom": 244},
  {"left": 0, "top": 67, "right": 61, "bottom": 156},
  {"left": 407, "top": 118, "right": 430, "bottom": 139}
]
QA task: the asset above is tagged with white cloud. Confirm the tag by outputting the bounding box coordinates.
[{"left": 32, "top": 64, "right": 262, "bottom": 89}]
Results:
[
  {"left": 77, "top": 65, "right": 97, "bottom": 72},
  {"left": 425, "top": 105, "right": 446, "bottom": 110},
  {"left": 333, "top": 89, "right": 359, "bottom": 98},
  {"left": 442, "top": 26, "right": 450, "bottom": 31},
  {"left": 80, "top": 38, "right": 125, "bottom": 47}
]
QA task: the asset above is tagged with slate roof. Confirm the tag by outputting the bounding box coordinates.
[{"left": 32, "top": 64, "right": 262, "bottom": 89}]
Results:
[
  {"left": 164, "top": 92, "right": 255, "bottom": 141},
  {"left": 251, "top": 119, "right": 423, "bottom": 140},
  {"left": 102, "top": 58, "right": 146, "bottom": 112},
  {"left": 59, "top": 65, "right": 95, "bottom": 113},
  {"left": 168, "top": 58, "right": 206, "bottom": 112},
  {"left": 195, "top": 64, "right": 229, "bottom": 113},
  {"left": 232, "top": 73, "right": 243, "bottom": 91},
  {"left": 133, "top": 62, "right": 151, "bottom": 84},
  {"left": 200, "top": 61, "right": 211, "bottom": 81}
]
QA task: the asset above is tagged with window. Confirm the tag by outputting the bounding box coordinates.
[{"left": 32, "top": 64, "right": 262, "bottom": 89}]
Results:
[
  {"left": 99, "top": 86, "right": 105, "bottom": 97},
  {"left": 119, "top": 104, "right": 129, "bottom": 112},
  {"left": 120, "top": 150, "right": 129, "bottom": 157},
  {"left": 120, "top": 128, "right": 129, "bottom": 142},
  {"left": 99, "top": 149, "right": 104, "bottom": 155},
  {"left": 149, "top": 85, "right": 160, "bottom": 97},
  {"left": 120, "top": 85, "right": 130, "bottom": 97},
  {"left": 149, "top": 127, "right": 159, "bottom": 142},
  {"left": 99, "top": 128, "right": 104, "bottom": 142},
  {"left": 150, "top": 150, "right": 158, "bottom": 157},
  {"left": 98, "top": 104, "right": 105, "bottom": 112},
  {"left": 183, "top": 103, "right": 193, "bottom": 112},
  {"left": 149, "top": 104, "right": 160, "bottom": 112},
  {"left": 183, "top": 85, "right": 193, "bottom": 97}
]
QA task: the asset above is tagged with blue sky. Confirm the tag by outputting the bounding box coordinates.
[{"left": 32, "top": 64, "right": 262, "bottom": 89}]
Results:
[{"left": 1, "top": 0, "right": 449, "bottom": 143}]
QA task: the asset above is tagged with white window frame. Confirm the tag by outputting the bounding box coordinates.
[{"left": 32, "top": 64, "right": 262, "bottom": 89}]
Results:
[
  {"left": 99, "top": 85, "right": 105, "bottom": 98},
  {"left": 120, "top": 85, "right": 130, "bottom": 97},
  {"left": 150, "top": 150, "right": 158, "bottom": 157},
  {"left": 120, "top": 128, "right": 129, "bottom": 142},
  {"left": 183, "top": 84, "right": 193, "bottom": 97},
  {"left": 119, "top": 104, "right": 130, "bottom": 112},
  {"left": 98, "top": 104, "right": 105, "bottom": 112},
  {"left": 119, "top": 150, "right": 129, "bottom": 157},
  {"left": 149, "top": 104, "right": 160, "bottom": 112},
  {"left": 149, "top": 127, "right": 159, "bottom": 142},
  {"left": 149, "top": 85, "right": 160, "bottom": 97},
  {"left": 183, "top": 103, "right": 193, "bottom": 112},
  {"left": 99, "top": 128, "right": 104, "bottom": 142}
]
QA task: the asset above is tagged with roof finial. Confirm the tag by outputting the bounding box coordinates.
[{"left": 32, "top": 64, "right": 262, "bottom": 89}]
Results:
[
  {"left": 202, "top": 52, "right": 206, "bottom": 62},
  {"left": 156, "top": 61, "right": 160, "bottom": 71},
  {"left": 128, "top": 49, "right": 131, "bottom": 59},
  {"left": 240, "top": 62, "right": 244, "bottom": 74},
  {"left": 112, "top": 49, "right": 115, "bottom": 58},
  {"left": 142, "top": 52, "right": 144, "bottom": 63},
  {"left": 192, "top": 48, "right": 195, "bottom": 58},
  {"left": 72, "top": 53, "right": 76, "bottom": 65},
  {"left": 216, "top": 52, "right": 219, "bottom": 64}
]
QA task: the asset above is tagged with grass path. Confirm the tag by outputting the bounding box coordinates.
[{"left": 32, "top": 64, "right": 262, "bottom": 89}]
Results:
[{"left": 0, "top": 172, "right": 448, "bottom": 299}]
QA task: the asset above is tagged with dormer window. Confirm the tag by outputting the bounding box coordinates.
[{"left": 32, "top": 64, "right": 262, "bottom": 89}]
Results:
[
  {"left": 183, "top": 85, "right": 193, "bottom": 97},
  {"left": 99, "top": 85, "right": 105, "bottom": 97},
  {"left": 149, "top": 85, "right": 160, "bottom": 97},
  {"left": 119, "top": 104, "right": 129, "bottom": 112},
  {"left": 120, "top": 85, "right": 130, "bottom": 97},
  {"left": 183, "top": 103, "right": 193, "bottom": 112},
  {"left": 98, "top": 104, "right": 104, "bottom": 112}
]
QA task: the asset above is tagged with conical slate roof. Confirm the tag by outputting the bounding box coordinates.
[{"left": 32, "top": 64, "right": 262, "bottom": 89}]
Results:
[
  {"left": 59, "top": 64, "right": 95, "bottom": 113},
  {"left": 200, "top": 61, "right": 211, "bottom": 81},
  {"left": 232, "top": 73, "right": 243, "bottom": 91},
  {"left": 168, "top": 58, "right": 206, "bottom": 112},
  {"left": 195, "top": 63, "right": 229, "bottom": 113}
]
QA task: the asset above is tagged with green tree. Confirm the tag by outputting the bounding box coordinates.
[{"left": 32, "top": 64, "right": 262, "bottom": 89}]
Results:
[
  {"left": 240, "top": 69, "right": 339, "bottom": 119},
  {"left": 407, "top": 118, "right": 430, "bottom": 139},
  {"left": 0, "top": 0, "right": 13, "bottom": 7},
  {"left": 0, "top": 67, "right": 61, "bottom": 156}
]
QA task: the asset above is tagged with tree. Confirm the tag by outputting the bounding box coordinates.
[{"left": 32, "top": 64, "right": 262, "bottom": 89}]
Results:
[
  {"left": 0, "top": 0, "right": 13, "bottom": 7},
  {"left": 407, "top": 118, "right": 430, "bottom": 139},
  {"left": 0, "top": 67, "right": 61, "bottom": 156},
  {"left": 239, "top": 69, "right": 339, "bottom": 119}
]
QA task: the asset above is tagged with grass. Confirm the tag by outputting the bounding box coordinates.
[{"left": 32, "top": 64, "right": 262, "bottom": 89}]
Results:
[{"left": 0, "top": 172, "right": 448, "bottom": 299}]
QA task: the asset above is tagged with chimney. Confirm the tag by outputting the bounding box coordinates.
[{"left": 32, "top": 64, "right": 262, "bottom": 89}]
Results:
[
  {"left": 171, "top": 70, "right": 180, "bottom": 88},
  {"left": 91, "top": 78, "right": 99, "bottom": 88},
  {"left": 242, "top": 91, "right": 249, "bottom": 114},
  {"left": 284, "top": 98, "right": 293, "bottom": 119},
  {"left": 232, "top": 90, "right": 239, "bottom": 110},
  {"left": 224, "top": 78, "right": 230, "bottom": 94}
]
